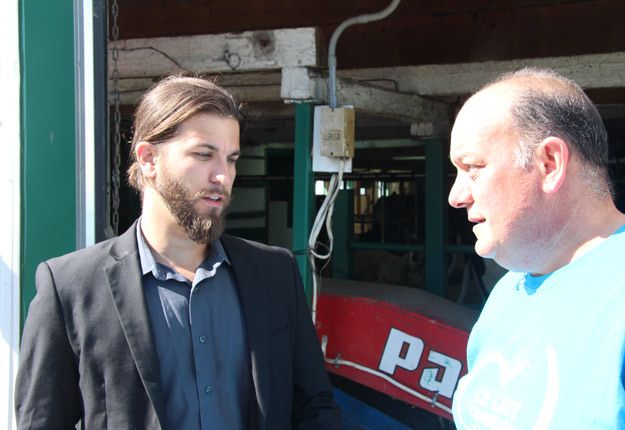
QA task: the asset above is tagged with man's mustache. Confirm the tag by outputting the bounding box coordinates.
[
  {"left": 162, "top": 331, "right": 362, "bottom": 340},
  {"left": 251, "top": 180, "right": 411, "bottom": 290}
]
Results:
[{"left": 191, "top": 188, "right": 230, "bottom": 202}]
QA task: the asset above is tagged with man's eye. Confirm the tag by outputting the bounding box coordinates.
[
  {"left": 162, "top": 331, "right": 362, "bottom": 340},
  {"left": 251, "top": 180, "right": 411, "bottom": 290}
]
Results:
[
  {"left": 196, "top": 153, "right": 211, "bottom": 158},
  {"left": 227, "top": 157, "right": 238, "bottom": 164},
  {"left": 466, "top": 163, "right": 483, "bottom": 171}
]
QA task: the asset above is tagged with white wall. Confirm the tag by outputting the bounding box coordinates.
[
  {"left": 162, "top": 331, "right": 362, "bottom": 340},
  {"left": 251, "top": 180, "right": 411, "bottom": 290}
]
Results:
[{"left": 0, "top": 0, "right": 21, "bottom": 428}]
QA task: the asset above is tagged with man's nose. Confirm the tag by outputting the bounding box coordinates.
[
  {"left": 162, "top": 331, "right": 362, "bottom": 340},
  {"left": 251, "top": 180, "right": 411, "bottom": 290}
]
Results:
[
  {"left": 210, "top": 160, "right": 232, "bottom": 186},
  {"left": 448, "top": 176, "right": 473, "bottom": 209},
  {"left": 212, "top": 173, "right": 226, "bottom": 185}
]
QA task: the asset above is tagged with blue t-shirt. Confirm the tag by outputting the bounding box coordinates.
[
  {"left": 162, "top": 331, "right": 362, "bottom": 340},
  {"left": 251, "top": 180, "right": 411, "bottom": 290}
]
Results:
[{"left": 453, "top": 224, "right": 625, "bottom": 429}]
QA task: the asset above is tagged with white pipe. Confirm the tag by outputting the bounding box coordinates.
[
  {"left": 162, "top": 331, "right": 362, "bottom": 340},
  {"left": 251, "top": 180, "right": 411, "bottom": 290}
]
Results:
[
  {"left": 320, "top": 336, "right": 453, "bottom": 415},
  {"left": 328, "top": 0, "right": 401, "bottom": 107}
]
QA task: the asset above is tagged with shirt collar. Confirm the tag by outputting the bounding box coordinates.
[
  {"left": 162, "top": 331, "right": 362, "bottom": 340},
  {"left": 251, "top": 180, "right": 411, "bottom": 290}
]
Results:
[{"left": 136, "top": 218, "right": 230, "bottom": 282}]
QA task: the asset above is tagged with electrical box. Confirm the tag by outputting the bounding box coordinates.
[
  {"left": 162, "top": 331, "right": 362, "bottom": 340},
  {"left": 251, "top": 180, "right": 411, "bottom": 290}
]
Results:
[
  {"left": 320, "top": 107, "right": 355, "bottom": 158},
  {"left": 312, "top": 105, "right": 354, "bottom": 173}
]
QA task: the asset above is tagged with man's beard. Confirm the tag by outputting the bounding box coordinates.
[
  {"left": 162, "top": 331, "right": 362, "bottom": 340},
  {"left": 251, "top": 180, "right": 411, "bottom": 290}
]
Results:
[{"left": 156, "top": 168, "right": 229, "bottom": 245}]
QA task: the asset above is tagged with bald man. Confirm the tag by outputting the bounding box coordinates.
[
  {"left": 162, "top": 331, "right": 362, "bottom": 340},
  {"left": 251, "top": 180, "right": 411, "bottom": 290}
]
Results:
[{"left": 448, "top": 68, "right": 625, "bottom": 429}]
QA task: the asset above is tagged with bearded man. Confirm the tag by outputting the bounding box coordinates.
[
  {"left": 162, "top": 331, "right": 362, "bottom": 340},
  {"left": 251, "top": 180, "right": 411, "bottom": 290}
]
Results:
[{"left": 15, "top": 76, "right": 341, "bottom": 430}]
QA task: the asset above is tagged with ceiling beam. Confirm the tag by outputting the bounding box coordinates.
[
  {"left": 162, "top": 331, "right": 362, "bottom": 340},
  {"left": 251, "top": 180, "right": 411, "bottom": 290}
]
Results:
[
  {"left": 112, "top": 41, "right": 625, "bottom": 129},
  {"left": 112, "top": 29, "right": 625, "bottom": 99},
  {"left": 110, "top": 27, "right": 322, "bottom": 78},
  {"left": 115, "top": 73, "right": 285, "bottom": 106},
  {"left": 342, "top": 51, "right": 625, "bottom": 96},
  {"left": 280, "top": 66, "right": 450, "bottom": 126}
]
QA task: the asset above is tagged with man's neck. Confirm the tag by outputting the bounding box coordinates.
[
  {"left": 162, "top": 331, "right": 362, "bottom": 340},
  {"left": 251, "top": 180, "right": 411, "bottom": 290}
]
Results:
[
  {"left": 531, "top": 197, "right": 625, "bottom": 276},
  {"left": 567, "top": 203, "right": 625, "bottom": 262},
  {"left": 140, "top": 195, "right": 210, "bottom": 281}
]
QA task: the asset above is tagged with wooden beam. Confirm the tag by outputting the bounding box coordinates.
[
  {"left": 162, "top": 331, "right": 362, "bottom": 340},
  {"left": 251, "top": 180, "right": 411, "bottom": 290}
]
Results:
[
  {"left": 116, "top": 77, "right": 154, "bottom": 105},
  {"left": 114, "top": 50, "right": 625, "bottom": 120},
  {"left": 110, "top": 27, "right": 322, "bottom": 78},
  {"left": 280, "top": 67, "right": 450, "bottom": 124},
  {"left": 115, "top": 73, "right": 285, "bottom": 106},
  {"left": 342, "top": 51, "right": 625, "bottom": 96}
]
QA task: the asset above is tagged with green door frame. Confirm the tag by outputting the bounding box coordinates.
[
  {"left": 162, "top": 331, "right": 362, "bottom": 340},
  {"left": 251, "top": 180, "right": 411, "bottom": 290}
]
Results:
[
  {"left": 20, "top": 0, "right": 77, "bottom": 327},
  {"left": 292, "top": 102, "right": 315, "bottom": 302}
]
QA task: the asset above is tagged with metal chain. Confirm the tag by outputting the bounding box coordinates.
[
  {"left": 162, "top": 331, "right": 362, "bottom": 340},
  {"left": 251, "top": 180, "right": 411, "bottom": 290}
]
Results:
[{"left": 110, "top": 0, "right": 121, "bottom": 236}]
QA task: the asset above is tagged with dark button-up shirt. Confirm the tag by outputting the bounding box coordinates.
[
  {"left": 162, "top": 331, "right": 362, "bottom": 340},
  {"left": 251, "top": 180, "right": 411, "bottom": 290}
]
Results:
[{"left": 137, "top": 226, "right": 253, "bottom": 429}]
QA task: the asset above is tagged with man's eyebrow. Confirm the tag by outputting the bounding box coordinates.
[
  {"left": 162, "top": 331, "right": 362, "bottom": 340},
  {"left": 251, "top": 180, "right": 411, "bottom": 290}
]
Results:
[
  {"left": 195, "top": 143, "right": 241, "bottom": 157},
  {"left": 449, "top": 151, "right": 464, "bottom": 163},
  {"left": 195, "top": 143, "right": 218, "bottom": 151}
]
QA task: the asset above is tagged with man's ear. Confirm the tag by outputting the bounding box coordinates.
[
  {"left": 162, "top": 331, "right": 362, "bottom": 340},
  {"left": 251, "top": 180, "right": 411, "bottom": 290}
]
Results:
[
  {"left": 135, "top": 141, "right": 159, "bottom": 180},
  {"left": 536, "top": 136, "right": 568, "bottom": 194}
]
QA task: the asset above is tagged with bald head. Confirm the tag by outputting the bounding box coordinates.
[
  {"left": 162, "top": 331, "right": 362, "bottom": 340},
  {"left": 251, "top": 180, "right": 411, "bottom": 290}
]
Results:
[
  {"left": 465, "top": 68, "right": 612, "bottom": 196},
  {"left": 450, "top": 68, "right": 620, "bottom": 273}
]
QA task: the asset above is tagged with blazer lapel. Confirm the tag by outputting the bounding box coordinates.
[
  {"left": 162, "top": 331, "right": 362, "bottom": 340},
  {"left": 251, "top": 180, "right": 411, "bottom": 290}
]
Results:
[
  {"left": 104, "top": 221, "right": 168, "bottom": 429},
  {"left": 221, "top": 235, "right": 269, "bottom": 430}
]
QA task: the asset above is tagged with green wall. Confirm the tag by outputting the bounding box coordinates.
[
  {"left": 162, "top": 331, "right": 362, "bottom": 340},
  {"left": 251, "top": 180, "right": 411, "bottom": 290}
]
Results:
[{"left": 20, "top": 0, "right": 77, "bottom": 327}]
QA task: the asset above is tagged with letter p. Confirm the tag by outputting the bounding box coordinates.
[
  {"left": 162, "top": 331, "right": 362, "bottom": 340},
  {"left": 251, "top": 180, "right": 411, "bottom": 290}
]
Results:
[{"left": 378, "top": 328, "right": 424, "bottom": 375}]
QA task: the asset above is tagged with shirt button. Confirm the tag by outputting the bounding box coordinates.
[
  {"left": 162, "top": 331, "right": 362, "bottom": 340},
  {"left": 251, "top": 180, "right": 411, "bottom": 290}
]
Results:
[
  {"left": 199, "top": 335, "right": 207, "bottom": 343},
  {"left": 192, "top": 288, "right": 199, "bottom": 294},
  {"left": 205, "top": 385, "right": 213, "bottom": 394}
]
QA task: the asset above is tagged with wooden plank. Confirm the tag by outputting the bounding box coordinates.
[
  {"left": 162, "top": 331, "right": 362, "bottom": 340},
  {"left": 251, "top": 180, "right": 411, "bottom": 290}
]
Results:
[
  {"left": 114, "top": 73, "right": 284, "bottom": 105},
  {"left": 342, "top": 51, "right": 625, "bottom": 96},
  {"left": 115, "top": 52, "right": 625, "bottom": 118},
  {"left": 110, "top": 27, "right": 322, "bottom": 77},
  {"left": 281, "top": 67, "right": 450, "bottom": 124}
]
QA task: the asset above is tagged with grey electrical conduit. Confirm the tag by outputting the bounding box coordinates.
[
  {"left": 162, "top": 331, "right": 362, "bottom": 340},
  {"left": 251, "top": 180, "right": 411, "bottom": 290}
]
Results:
[
  {"left": 328, "top": 0, "right": 402, "bottom": 108},
  {"left": 321, "top": 0, "right": 454, "bottom": 417}
]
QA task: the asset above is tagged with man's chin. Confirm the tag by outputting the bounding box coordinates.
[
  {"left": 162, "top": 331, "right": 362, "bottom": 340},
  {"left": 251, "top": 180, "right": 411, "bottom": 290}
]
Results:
[
  {"left": 474, "top": 240, "right": 495, "bottom": 260},
  {"left": 186, "top": 224, "right": 220, "bottom": 245},
  {"left": 194, "top": 203, "right": 226, "bottom": 219}
]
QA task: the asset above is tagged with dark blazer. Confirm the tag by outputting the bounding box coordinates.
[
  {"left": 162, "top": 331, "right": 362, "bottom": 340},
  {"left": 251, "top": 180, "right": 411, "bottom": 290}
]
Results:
[{"left": 15, "top": 221, "right": 340, "bottom": 429}]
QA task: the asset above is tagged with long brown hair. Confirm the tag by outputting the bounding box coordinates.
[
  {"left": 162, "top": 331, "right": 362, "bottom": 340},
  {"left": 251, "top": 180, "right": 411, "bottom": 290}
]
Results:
[{"left": 127, "top": 75, "right": 246, "bottom": 192}]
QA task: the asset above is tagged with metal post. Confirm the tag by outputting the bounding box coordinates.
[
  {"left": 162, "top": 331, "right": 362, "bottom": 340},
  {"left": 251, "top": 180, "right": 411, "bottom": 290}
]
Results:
[
  {"left": 425, "top": 139, "right": 447, "bottom": 297},
  {"left": 332, "top": 189, "right": 354, "bottom": 279},
  {"left": 292, "top": 102, "right": 315, "bottom": 302}
]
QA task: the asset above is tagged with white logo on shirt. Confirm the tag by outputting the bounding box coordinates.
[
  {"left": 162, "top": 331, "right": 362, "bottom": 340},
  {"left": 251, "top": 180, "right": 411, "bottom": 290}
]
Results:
[{"left": 454, "top": 346, "right": 559, "bottom": 430}]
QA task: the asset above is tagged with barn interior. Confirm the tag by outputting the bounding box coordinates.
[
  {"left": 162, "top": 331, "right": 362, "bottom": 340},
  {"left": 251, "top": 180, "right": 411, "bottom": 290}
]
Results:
[
  {"left": 107, "top": 0, "right": 625, "bottom": 307},
  {"left": 102, "top": 1, "right": 625, "bottom": 426}
]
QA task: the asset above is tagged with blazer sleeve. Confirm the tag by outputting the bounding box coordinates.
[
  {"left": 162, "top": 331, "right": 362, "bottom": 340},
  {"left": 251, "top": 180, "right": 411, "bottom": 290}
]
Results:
[
  {"left": 15, "top": 262, "right": 82, "bottom": 430},
  {"left": 288, "top": 253, "right": 342, "bottom": 430}
]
